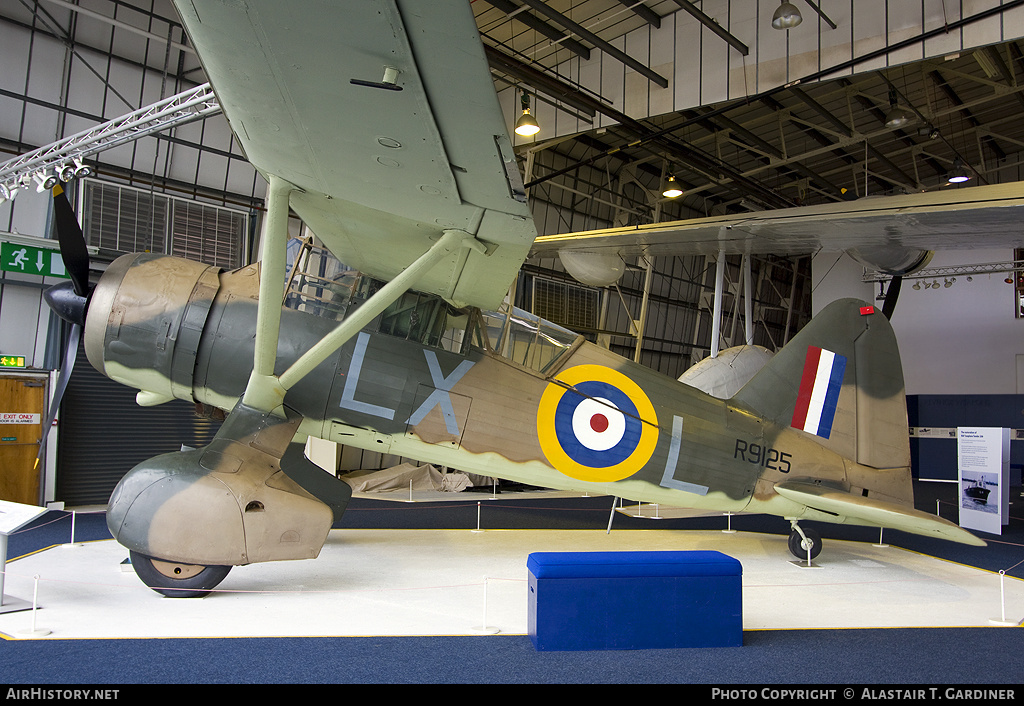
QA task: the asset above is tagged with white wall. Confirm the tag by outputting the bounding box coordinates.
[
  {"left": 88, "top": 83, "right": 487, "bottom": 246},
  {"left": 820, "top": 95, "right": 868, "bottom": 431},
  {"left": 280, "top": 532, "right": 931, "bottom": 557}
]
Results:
[{"left": 812, "top": 248, "right": 1023, "bottom": 394}]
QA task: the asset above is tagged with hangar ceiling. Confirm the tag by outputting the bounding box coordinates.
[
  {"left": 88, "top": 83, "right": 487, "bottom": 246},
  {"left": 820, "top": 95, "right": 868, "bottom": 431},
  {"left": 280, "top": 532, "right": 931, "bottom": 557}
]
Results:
[
  {"left": 474, "top": 0, "right": 1024, "bottom": 226},
  {"left": 4, "top": 1, "right": 1024, "bottom": 228}
]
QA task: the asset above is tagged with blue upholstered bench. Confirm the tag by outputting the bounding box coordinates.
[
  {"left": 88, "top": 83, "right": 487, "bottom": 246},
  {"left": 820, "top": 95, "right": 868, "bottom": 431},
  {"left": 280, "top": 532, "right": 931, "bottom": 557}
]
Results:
[{"left": 526, "top": 550, "right": 742, "bottom": 651}]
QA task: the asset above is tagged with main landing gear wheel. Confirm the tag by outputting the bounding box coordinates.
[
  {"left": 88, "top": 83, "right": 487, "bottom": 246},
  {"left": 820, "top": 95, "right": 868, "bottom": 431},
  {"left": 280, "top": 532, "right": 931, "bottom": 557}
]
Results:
[
  {"left": 129, "top": 551, "right": 231, "bottom": 598},
  {"left": 788, "top": 526, "right": 822, "bottom": 560}
]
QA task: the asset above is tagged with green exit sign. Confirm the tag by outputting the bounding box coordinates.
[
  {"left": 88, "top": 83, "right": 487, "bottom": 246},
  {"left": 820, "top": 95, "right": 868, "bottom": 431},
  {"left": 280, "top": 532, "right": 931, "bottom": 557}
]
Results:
[
  {"left": 0, "top": 356, "right": 26, "bottom": 368},
  {"left": 0, "top": 242, "right": 68, "bottom": 279}
]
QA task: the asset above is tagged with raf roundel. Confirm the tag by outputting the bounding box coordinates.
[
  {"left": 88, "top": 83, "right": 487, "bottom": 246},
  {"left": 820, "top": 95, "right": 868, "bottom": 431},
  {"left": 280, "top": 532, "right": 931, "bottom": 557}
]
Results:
[{"left": 537, "top": 365, "right": 659, "bottom": 483}]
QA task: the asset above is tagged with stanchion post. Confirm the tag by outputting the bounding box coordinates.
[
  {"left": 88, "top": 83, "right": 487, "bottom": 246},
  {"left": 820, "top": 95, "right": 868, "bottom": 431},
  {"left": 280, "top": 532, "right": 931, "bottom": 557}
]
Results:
[
  {"left": 62, "top": 510, "right": 83, "bottom": 548},
  {"left": 471, "top": 577, "right": 500, "bottom": 634},
  {"left": 989, "top": 570, "right": 1023, "bottom": 626},
  {"left": 471, "top": 501, "right": 484, "bottom": 533},
  {"left": 722, "top": 512, "right": 736, "bottom": 534},
  {"left": 18, "top": 575, "right": 50, "bottom": 637},
  {"left": 873, "top": 527, "right": 889, "bottom": 548}
]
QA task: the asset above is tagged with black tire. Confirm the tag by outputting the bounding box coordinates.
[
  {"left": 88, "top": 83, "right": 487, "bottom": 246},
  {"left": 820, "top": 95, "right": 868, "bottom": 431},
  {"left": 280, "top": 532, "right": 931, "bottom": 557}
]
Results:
[
  {"left": 788, "top": 527, "right": 822, "bottom": 560},
  {"left": 129, "top": 551, "right": 231, "bottom": 598}
]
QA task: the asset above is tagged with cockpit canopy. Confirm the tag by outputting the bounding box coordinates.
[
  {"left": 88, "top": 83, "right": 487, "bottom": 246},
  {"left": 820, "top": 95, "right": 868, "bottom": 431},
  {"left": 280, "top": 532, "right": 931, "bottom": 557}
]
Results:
[{"left": 283, "top": 237, "right": 580, "bottom": 375}]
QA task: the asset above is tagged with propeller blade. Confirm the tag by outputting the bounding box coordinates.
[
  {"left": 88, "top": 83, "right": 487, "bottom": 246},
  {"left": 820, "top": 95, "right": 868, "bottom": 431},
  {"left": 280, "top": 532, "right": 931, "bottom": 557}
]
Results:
[
  {"left": 881, "top": 275, "right": 902, "bottom": 320},
  {"left": 34, "top": 323, "right": 81, "bottom": 473},
  {"left": 51, "top": 184, "right": 91, "bottom": 298}
]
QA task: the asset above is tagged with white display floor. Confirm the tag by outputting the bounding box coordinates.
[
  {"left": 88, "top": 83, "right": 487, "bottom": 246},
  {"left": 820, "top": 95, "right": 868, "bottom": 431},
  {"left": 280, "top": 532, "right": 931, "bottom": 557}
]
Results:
[{"left": 1, "top": 519, "right": 1021, "bottom": 640}]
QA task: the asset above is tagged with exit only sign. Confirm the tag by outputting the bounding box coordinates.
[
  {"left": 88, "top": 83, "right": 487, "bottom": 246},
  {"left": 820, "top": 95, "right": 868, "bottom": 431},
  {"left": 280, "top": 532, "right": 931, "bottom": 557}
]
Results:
[{"left": 0, "top": 242, "right": 68, "bottom": 279}]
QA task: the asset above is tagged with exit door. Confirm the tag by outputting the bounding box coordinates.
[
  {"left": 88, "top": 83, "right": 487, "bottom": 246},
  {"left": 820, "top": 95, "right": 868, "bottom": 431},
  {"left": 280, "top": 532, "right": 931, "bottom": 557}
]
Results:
[{"left": 0, "top": 374, "right": 47, "bottom": 505}]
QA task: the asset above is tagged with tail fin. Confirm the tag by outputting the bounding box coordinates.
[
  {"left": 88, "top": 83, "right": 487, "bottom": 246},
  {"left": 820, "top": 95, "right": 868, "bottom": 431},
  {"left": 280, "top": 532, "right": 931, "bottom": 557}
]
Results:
[{"left": 732, "top": 299, "right": 909, "bottom": 470}]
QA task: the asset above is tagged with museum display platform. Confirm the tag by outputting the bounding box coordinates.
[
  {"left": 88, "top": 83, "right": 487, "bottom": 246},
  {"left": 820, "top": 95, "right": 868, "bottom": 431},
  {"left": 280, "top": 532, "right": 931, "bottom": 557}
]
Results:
[{"left": 0, "top": 495, "right": 1020, "bottom": 641}]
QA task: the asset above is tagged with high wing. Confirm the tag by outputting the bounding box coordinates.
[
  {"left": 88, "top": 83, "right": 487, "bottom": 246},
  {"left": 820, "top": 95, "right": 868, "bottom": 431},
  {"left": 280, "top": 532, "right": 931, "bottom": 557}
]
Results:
[
  {"left": 174, "top": 0, "right": 535, "bottom": 310},
  {"left": 531, "top": 181, "right": 1024, "bottom": 275}
]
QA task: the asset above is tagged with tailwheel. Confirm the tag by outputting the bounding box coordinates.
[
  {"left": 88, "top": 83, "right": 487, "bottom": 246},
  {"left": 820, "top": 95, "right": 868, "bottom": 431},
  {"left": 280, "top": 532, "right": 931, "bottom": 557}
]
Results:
[
  {"left": 788, "top": 526, "right": 822, "bottom": 560},
  {"left": 129, "top": 551, "right": 231, "bottom": 598}
]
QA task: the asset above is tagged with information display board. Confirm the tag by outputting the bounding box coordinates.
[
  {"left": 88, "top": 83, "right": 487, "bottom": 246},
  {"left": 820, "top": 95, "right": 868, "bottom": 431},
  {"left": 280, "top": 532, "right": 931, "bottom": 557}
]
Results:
[{"left": 956, "top": 427, "right": 1010, "bottom": 535}]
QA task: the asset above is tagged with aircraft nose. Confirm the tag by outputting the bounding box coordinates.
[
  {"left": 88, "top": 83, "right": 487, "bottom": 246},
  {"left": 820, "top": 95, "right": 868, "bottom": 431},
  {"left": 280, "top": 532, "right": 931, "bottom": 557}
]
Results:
[
  {"left": 82, "top": 252, "right": 222, "bottom": 403},
  {"left": 43, "top": 279, "right": 89, "bottom": 327}
]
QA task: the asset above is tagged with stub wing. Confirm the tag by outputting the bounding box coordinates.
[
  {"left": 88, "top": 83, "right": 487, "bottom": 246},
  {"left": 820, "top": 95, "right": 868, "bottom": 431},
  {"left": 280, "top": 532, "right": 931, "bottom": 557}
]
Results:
[{"left": 775, "top": 480, "right": 986, "bottom": 546}]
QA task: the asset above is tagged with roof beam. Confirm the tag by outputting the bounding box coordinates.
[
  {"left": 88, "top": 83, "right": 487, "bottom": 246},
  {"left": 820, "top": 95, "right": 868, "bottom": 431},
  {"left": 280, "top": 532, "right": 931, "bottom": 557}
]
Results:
[
  {"left": 789, "top": 86, "right": 920, "bottom": 188},
  {"left": 928, "top": 69, "right": 1008, "bottom": 161},
  {"left": 616, "top": 0, "right": 661, "bottom": 28},
  {"left": 481, "top": 0, "right": 592, "bottom": 59},
  {"left": 801, "top": 0, "right": 837, "bottom": 30},
  {"left": 670, "top": 0, "right": 749, "bottom": 56},
  {"left": 517, "top": 0, "right": 670, "bottom": 87},
  {"left": 484, "top": 45, "right": 598, "bottom": 117}
]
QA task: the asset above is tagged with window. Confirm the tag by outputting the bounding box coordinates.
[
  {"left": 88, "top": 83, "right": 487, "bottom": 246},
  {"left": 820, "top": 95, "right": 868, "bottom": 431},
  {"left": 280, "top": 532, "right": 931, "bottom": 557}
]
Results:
[
  {"left": 81, "top": 180, "right": 247, "bottom": 268},
  {"left": 474, "top": 304, "right": 579, "bottom": 374},
  {"left": 532, "top": 277, "right": 600, "bottom": 331}
]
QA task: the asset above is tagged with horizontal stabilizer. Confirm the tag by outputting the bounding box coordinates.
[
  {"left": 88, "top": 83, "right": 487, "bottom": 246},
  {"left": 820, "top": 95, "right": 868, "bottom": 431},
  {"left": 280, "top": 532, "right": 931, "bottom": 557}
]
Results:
[{"left": 775, "top": 480, "right": 986, "bottom": 546}]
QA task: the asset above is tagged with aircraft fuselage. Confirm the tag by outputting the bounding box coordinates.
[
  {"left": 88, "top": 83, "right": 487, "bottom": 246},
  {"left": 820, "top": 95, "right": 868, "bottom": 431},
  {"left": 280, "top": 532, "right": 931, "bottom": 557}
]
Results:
[{"left": 88, "top": 253, "right": 867, "bottom": 536}]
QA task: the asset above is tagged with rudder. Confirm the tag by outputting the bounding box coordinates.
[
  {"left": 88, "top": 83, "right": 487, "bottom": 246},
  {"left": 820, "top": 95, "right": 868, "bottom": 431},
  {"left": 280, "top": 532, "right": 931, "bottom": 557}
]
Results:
[{"left": 731, "top": 299, "right": 909, "bottom": 470}]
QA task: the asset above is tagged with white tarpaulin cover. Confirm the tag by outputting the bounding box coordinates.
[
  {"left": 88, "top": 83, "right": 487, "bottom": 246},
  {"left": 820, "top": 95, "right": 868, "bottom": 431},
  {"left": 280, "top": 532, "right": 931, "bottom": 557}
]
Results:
[{"left": 341, "top": 463, "right": 477, "bottom": 493}]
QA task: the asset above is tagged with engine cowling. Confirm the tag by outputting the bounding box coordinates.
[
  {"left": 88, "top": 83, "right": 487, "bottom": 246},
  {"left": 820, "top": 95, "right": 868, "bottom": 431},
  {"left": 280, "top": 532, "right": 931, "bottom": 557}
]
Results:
[{"left": 84, "top": 253, "right": 222, "bottom": 406}]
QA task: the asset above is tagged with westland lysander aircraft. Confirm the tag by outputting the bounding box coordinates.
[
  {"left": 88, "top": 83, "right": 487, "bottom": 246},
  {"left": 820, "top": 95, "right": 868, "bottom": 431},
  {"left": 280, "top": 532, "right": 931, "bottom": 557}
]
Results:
[{"left": 42, "top": 0, "right": 1005, "bottom": 597}]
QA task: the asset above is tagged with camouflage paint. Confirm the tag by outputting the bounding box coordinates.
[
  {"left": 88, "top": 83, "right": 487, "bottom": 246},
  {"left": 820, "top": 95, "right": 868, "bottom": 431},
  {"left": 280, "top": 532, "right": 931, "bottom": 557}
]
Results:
[{"left": 90, "top": 254, "right": 981, "bottom": 568}]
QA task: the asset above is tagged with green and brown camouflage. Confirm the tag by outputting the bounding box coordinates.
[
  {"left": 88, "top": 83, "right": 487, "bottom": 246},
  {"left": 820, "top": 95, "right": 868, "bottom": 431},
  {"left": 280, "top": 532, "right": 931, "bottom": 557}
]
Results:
[
  {"left": 87, "top": 252, "right": 981, "bottom": 594},
  {"left": 35, "top": 0, "right": 984, "bottom": 599}
]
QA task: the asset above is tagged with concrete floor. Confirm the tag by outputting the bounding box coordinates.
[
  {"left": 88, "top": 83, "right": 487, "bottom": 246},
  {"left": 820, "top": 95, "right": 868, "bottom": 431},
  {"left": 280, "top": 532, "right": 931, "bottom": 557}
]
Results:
[{"left": 1, "top": 503, "right": 1021, "bottom": 640}]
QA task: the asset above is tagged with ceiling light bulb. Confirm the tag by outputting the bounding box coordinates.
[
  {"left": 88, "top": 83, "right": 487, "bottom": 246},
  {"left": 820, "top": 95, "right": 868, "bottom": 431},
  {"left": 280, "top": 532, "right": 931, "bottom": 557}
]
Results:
[
  {"left": 884, "top": 88, "right": 914, "bottom": 128},
  {"left": 885, "top": 105, "right": 913, "bottom": 128},
  {"left": 662, "top": 175, "right": 682, "bottom": 198},
  {"left": 947, "top": 158, "right": 971, "bottom": 183},
  {"left": 772, "top": 1, "right": 802, "bottom": 29},
  {"left": 515, "top": 92, "right": 540, "bottom": 137},
  {"left": 515, "top": 109, "right": 540, "bottom": 136}
]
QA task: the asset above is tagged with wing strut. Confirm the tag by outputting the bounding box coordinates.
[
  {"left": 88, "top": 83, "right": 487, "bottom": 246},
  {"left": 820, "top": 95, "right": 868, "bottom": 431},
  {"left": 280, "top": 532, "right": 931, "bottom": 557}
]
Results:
[
  {"left": 710, "top": 249, "right": 725, "bottom": 358},
  {"left": 277, "top": 228, "right": 482, "bottom": 390},
  {"left": 241, "top": 173, "right": 487, "bottom": 414},
  {"left": 243, "top": 174, "right": 294, "bottom": 414}
]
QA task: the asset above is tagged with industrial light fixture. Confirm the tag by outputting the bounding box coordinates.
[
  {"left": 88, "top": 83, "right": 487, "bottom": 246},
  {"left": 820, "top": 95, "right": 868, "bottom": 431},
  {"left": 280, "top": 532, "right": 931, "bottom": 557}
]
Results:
[
  {"left": 772, "top": 1, "right": 802, "bottom": 29},
  {"left": 0, "top": 183, "right": 11, "bottom": 201},
  {"left": 912, "top": 281, "right": 921, "bottom": 290},
  {"left": 884, "top": 89, "right": 914, "bottom": 128},
  {"left": 514, "top": 92, "right": 540, "bottom": 137},
  {"left": 33, "top": 170, "right": 59, "bottom": 193},
  {"left": 73, "top": 158, "right": 93, "bottom": 178},
  {"left": 662, "top": 175, "right": 682, "bottom": 198},
  {"left": 58, "top": 163, "right": 76, "bottom": 182},
  {"left": 947, "top": 158, "right": 971, "bottom": 183}
]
